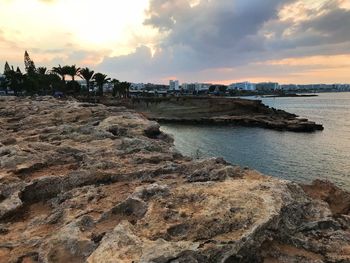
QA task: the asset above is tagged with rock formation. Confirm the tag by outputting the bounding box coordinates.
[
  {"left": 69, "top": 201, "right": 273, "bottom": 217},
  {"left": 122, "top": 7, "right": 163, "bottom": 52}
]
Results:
[
  {"left": 0, "top": 97, "right": 348, "bottom": 263},
  {"left": 123, "top": 97, "right": 323, "bottom": 132}
]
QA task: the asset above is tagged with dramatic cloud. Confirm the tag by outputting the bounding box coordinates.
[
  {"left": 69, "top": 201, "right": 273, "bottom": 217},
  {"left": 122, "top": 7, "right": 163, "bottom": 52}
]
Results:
[
  {"left": 1, "top": 0, "right": 350, "bottom": 83},
  {"left": 98, "top": 0, "right": 350, "bottom": 83}
]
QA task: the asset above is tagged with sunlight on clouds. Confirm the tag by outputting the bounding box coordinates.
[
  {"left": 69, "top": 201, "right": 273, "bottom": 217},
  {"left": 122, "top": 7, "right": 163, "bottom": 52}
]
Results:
[
  {"left": 339, "top": 0, "right": 350, "bottom": 9},
  {"left": 263, "top": 54, "right": 350, "bottom": 67},
  {"left": 278, "top": 0, "right": 328, "bottom": 22},
  {"left": 0, "top": 0, "right": 156, "bottom": 61},
  {"left": 1, "top": 0, "right": 350, "bottom": 84}
]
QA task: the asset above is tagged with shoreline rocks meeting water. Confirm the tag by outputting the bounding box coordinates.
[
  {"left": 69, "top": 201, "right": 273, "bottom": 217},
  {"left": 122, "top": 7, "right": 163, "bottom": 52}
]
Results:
[
  {"left": 0, "top": 97, "right": 348, "bottom": 262},
  {"left": 100, "top": 97, "right": 324, "bottom": 133}
]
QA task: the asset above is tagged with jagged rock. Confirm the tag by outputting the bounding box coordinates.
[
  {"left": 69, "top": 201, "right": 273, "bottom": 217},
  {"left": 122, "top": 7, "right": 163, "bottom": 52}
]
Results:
[
  {"left": 0, "top": 97, "right": 348, "bottom": 262},
  {"left": 0, "top": 191, "right": 23, "bottom": 219},
  {"left": 144, "top": 122, "right": 161, "bottom": 138},
  {"left": 39, "top": 221, "right": 97, "bottom": 263},
  {"left": 302, "top": 179, "right": 350, "bottom": 215},
  {"left": 87, "top": 221, "right": 200, "bottom": 263},
  {"left": 182, "top": 158, "right": 245, "bottom": 182}
]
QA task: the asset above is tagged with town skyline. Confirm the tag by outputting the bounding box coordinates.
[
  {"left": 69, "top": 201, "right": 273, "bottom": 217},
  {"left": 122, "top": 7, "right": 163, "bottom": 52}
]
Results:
[{"left": 1, "top": 0, "right": 350, "bottom": 84}]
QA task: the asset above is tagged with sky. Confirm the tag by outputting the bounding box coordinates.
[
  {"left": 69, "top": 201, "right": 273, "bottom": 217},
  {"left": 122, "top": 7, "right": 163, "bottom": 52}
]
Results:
[{"left": 1, "top": 0, "right": 350, "bottom": 84}]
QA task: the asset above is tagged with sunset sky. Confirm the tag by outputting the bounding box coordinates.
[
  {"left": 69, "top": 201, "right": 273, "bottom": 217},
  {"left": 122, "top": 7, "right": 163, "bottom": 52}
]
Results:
[{"left": 1, "top": 0, "right": 350, "bottom": 84}]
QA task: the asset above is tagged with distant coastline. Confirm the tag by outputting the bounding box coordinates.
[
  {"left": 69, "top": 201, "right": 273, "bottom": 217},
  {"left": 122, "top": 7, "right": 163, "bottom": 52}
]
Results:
[{"left": 261, "top": 93, "right": 319, "bottom": 98}]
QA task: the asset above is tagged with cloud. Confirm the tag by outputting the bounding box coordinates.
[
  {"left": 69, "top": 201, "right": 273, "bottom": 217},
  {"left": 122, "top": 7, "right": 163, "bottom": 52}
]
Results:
[
  {"left": 98, "top": 0, "right": 350, "bottom": 83},
  {"left": 2, "top": 0, "right": 350, "bottom": 83}
]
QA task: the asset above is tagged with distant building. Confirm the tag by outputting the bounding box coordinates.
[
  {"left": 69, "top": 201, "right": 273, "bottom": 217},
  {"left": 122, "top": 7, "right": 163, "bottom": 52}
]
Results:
[
  {"left": 228, "top": 81, "right": 256, "bottom": 91},
  {"left": 144, "top": 83, "right": 168, "bottom": 91},
  {"left": 130, "top": 83, "right": 145, "bottom": 90},
  {"left": 182, "top": 83, "right": 196, "bottom": 92},
  {"left": 280, "top": 84, "right": 299, "bottom": 91},
  {"left": 195, "top": 83, "right": 211, "bottom": 92},
  {"left": 169, "top": 80, "right": 180, "bottom": 91},
  {"left": 182, "top": 82, "right": 211, "bottom": 92},
  {"left": 256, "top": 82, "right": 280, "bottom": 92}
]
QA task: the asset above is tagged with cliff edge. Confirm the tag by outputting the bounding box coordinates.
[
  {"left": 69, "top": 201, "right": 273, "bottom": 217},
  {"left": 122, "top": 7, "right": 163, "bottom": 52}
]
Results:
[{"left": 0, "top": 97, "right": 348, "bottom": 263}]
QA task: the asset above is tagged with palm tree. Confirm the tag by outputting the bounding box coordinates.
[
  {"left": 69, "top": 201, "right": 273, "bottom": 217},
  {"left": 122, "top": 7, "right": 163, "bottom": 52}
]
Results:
[
  {"left": 37, "top": 67, "right": 47, "bottom": 75},
  {"left": 79, "top": 67, "right": 94, "bottom": 95},
  {"left": 67, "top": 65, "right": 80, "bottom": 81},
  {"left": 120, "top": 81, "right": 131, "bottom": 98},
  {"left": 111, "top": 78, "right": 120, "bottom": 97},
  {"left": 4, "top": 68, "right": 24, "bottom": 96},
  {"left": 51, "top": 65, "right": 66, "bottom": 81},
  {"left": 93, "top": 73, "right": 110, "bottom": 96}
]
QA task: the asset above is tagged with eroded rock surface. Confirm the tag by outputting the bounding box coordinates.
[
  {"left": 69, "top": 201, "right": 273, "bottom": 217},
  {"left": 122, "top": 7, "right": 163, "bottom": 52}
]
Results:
[{"left": 0, "top": 97, "right": 348, "bottom": 263}]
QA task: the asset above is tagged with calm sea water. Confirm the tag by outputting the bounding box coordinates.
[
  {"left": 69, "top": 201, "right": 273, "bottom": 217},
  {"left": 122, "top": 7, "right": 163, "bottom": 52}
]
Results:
[{"left": 161, "top": 92, "right": 350, "bottom": 190}]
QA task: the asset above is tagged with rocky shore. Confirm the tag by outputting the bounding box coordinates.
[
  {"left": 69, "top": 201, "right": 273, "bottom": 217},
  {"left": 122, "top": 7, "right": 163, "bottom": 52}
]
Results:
[
  {"left": 0, "top": 97, "right": 348, "bottom": 263},
  {"left": 127, "top": 97, "right": 324, "bottom": 132}
]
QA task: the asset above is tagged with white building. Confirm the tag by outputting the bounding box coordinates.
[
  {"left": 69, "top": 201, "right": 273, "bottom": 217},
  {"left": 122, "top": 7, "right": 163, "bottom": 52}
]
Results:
[
  {"left": 169, "top": 80, "right": 180, "bottom": 91},
  {"left": 228, "top": 81, "right": 256, "bottom": 91}
]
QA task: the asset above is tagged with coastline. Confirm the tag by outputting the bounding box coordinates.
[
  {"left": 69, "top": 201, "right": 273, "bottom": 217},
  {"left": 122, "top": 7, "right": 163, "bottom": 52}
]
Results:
[
  {"left": 0, "top": 97, "right": 349, "bottom": 262},
  {"left": 261, "top": 94, "right": 318, "bottom": 98},
  {"left": 99, "top": 96, "right": 324, "bottom": 133}
]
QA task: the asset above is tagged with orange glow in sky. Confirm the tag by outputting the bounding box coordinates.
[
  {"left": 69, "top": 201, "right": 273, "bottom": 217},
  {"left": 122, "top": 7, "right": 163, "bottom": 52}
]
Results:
[{"left": 1, "top": 0, "right": 350, "bottom": 84}]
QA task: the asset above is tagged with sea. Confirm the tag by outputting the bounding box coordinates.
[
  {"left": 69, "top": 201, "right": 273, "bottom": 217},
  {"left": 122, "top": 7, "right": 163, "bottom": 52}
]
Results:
[{"left": 160, "top": 92, "right": 350, "bottom": 190}]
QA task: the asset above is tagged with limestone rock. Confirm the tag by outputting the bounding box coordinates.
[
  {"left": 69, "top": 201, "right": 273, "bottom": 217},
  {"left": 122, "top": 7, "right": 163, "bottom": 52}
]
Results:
[{"left": 0, "top": 97, "right": 347, "bottom": 263}]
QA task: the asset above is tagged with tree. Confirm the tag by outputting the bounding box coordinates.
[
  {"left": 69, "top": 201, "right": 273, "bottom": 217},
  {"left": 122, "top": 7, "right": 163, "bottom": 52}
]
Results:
[
  {"left": 52, "top": 65, "right": 72, "bottom": 93},
  {"left": 47, "top": 73, "right": 64, "bottom": 94},
  {"left": 4, "top": 61, "right": 11, "bottom": 74},
  {"left": 111, "top": 79, "right": 120, "bottom": 97},
  {"left": 35, "top": 67, "right": 51, "bottom": 95},
  {"left": 79, "top": 67, "right": 94, "bottom": 96},
  {"left": 64, "top": 65, "right": 81, "bottom": 95},
  {"left": 24, "top": 51, "right": 36, "bottom": 74},
  {"left": 37, "top": 67, "right": 47, "bottom": 75},
  {"left": 4, "top": 67, "right": 24, "bottom": 96},
  {"left": 52, "top": 65, "right": 66, "bottom": 81},
  {"left": 120, "top": 81, "right": 131, "bottom": 98},
  {"left": 93, "top": 73, "right": 110, "bottom": 96},
  {"left": 67, "top": 65, "right": 80, "bottom": 81}
]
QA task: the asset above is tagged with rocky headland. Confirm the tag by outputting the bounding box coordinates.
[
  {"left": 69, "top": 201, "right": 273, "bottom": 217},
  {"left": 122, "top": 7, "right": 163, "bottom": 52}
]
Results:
[
  {"left": 117, "top": 97, "right": 323, "bottom": 132},
  {"left": 0, "top": 97, "right": 349, "bottom": 263}
]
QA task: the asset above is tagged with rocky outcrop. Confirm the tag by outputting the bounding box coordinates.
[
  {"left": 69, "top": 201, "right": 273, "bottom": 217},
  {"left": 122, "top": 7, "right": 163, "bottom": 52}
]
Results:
[
  {"left": 0, "top": 97, "right": 347, "bottom": 263},
  {"left": 118, "top": 97, "right": 323, "bottom": 132}
]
